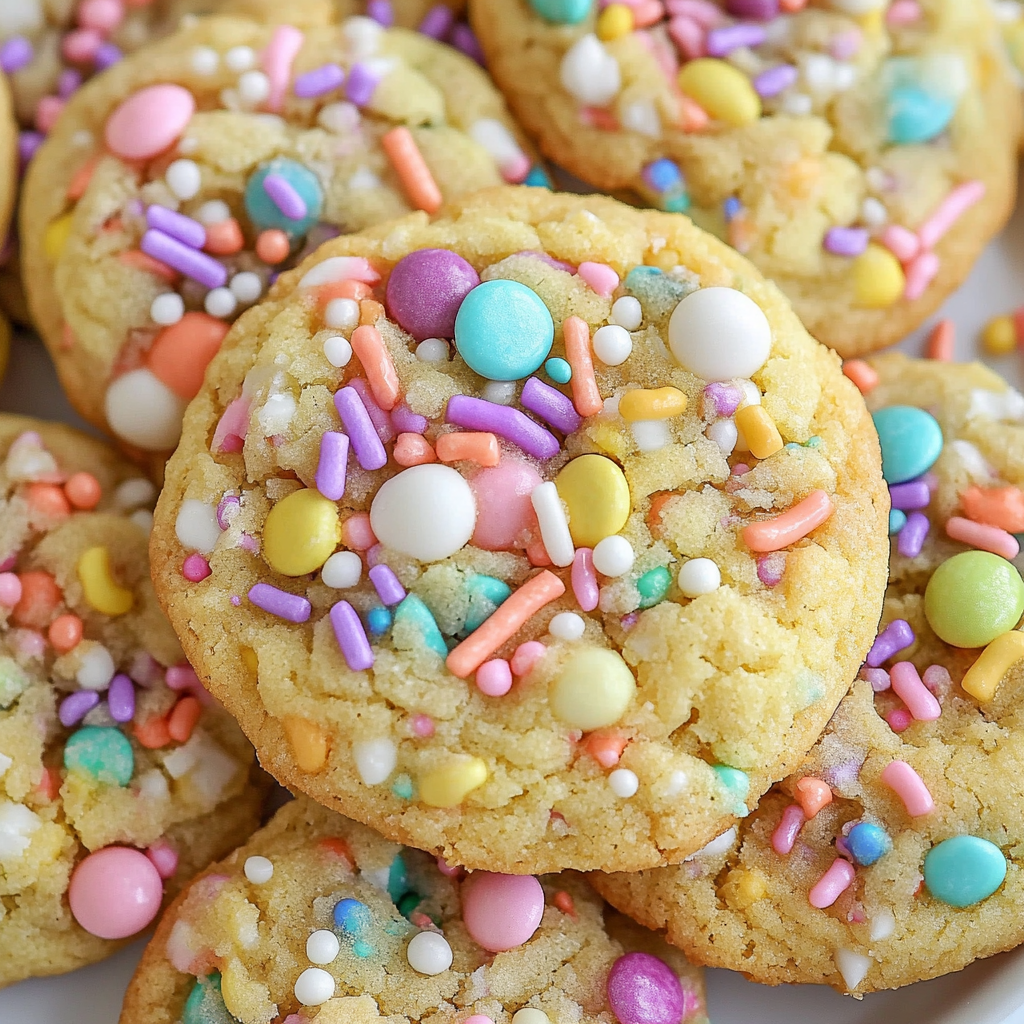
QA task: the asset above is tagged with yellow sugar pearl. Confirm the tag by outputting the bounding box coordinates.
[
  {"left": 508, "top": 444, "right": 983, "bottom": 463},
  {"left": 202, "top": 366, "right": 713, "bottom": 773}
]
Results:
[
  {"left": 722, "top": 867, "right": 768, "bottom": 908},
  {"left": 960, "top": 631, "right": 1024, "bottom": 702},
  {"left": 419, "top": 757, "right": 488, "bottom": 807},
  {"left": 284, "top": 715, "right": 328, "bottom": 772},
  {"left": 597, "top": 2, "right": 634, "bottom": 40},
  {"left": 852, "top": 244, "right": 905, "bottom": 308},
  {"left": 678, "top": 58, "right": 761, "bottom": 126},
  {"left": 262, "top": 488, "right": 341, "bottom": 577},
  {"left": 550, "top": 647, "right": 636, "bottom": 731},
  {"left": 77, "top": 546, "right": 134, "bottom": 616},
  {"left": 555, "top": 454, "right": 631, "bottom": 548},
  {"left": 618, "top": 386, "right": 688, "bottom": 422},
  {"left": 735, "top": 404, "right": 784, "bottom": 459},
  {"left": 982, "top": 315, "right": 1017, "bottom": 356},
  {"left": 45, "top": 212, "right": 74, "bottom": 262}
]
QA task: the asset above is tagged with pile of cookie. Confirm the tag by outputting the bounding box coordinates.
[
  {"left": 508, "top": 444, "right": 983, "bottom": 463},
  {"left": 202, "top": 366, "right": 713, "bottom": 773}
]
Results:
[{"left": 0, "top": 0, "right": 1021, "bottom": 1018}]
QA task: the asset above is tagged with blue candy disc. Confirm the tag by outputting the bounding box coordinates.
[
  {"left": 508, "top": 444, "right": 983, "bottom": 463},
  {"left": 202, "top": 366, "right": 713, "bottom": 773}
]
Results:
[{"left": 244, "top": 158, "right": 324, "bottom": 237}]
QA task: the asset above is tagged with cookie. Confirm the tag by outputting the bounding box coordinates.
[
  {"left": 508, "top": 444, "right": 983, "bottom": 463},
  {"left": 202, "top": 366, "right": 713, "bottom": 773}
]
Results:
[
  {"left": 20, "top": 14, "right": 539, "bottom": 466},
  {"left": 469, "top": 0, "right": 1022, "bottom": 358},
  {"left": 228, "top": 1, "right": 471, "bottom": 36},
  {"left": 0, "top": 70, "right": 17, "bottom": 322},
  {"left": 0, "top": 415, "right": 264, "bottom": 988},
  {"left": 149, "top": 186, "right": 888, "bottom": 873},
  {"left": 118, "top": 795, "right": 708, "bottom": 1024},
  {"left": 594, "top": 352, "right": 1024, "bottom": 994}
]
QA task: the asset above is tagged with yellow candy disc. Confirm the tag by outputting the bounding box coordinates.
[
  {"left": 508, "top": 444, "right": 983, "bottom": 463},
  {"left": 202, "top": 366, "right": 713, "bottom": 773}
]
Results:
[
  {"left": 597, "top": 2, "right": 634, "bottom": 40},
  {"left": 77, "top": 546, "right": 134, "bottom": 616},
  {"left": 982, "top": 316, "right": 1017, "bottom": 356},
  {"left": 419, "top": 757, "right": 488, "bottom": 807},
  {"left": 618, "top": 387, "right": 688, "bottom": 422},
  {"left": 262, "top": 488, "right": 341, "bottom": 577},
  {"left": 852, "top": 244, "right": 905, "bottom": 308},
  {"left": 677, "top": 59, "right": 761, "bottom": 126},
  {"left": 284, "top": 715, "right": 328, "bottom": 772},
  {"left": 45, "top": 212, "right": 74, "bottom": 263},
  {"left": 555, "top": 454, "right": 631, "bottom": 548},
  {"left": 550, "top": 647, "right": 636, "bottom": 731}
]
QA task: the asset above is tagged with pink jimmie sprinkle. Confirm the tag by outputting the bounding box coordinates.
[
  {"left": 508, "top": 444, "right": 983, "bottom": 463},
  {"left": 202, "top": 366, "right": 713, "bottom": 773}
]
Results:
[
  {"left": 262, "top": 24, "right": 304, "bottom": 112},
  {"left": 436, "top": 855, "right": 463, "bottom": 879},
  {"left": 756, "top": 552, "right": 786, "bottom": 587},
  {"left": 476, "top": 658, "right": 513, "bottom": 697},
  {"left": 212, "top": 396, "right": 251, "bottom": 453},
  {"left": 577, "top": 261, "right": 620, "bottom": 298},
  {"left": 886, "top": 0, "right": 922, "bottom": 25},
  {"left": 808, "top": 857, "right": 856, "bottom": 909},
  {"left": 511, "top": 640, "right": 546, "bottom": 677},
  {"left": 180, "top": 554, "right": 210, "bottom": 584},
  {"left": 903, "top": 251, "right": 940, "bottom": 302},
  {"left": 889, "top": 662, "right": 941, "bottom": 721},
  {"left": 880, "top": 224, "right": 920, "bottom": 263},
  {"left": 771, "top": 803, "right": 806, "bottom": 855},
  {"left": 146, "top": 840, "right": 179, "bottom": 879},
  {"left": 410, "top": 714, "right": 434, "bottom": 738},
  {"left": 918, "top": 180, "right": 985, "bottom": 250},
  {"left": 0, "top": 554, "right": 16, "bottom": 572},
  {"left": 886, "top": 707, "right": 913, "bottom": 732},
  {"left": 166, "top": 665, "right": 202, "bottom": 692},
  {"left": 571, "top": 548, "right": 599, "bottom": 612},
  {"left": 668, "top": 15, "right": 706, "bottom": 60},
  {"left": 880, "top": 760, "right": 934, "bottom": 816}
]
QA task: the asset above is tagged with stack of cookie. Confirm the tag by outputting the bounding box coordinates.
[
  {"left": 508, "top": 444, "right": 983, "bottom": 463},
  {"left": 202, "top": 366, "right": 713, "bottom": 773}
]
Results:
[{"left": 0, "top": 0, "right": 1023, "bottom": 1021}]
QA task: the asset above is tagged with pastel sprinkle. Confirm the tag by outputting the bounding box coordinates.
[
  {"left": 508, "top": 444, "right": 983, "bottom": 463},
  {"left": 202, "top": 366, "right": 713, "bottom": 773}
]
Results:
[{"left": 248, "top": 584, "right": 311, "bottom": 623}]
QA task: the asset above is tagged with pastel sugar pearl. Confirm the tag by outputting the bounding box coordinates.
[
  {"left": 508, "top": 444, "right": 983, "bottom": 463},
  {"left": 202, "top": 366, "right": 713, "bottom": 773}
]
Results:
[
  {"left": 550, "top": 647, "right": 636, "bottom": 730},
  {"left": 406, "top": 930, "right": 453, "bottom": 975},
  {"left": 871, "top": 406, "right": 943, "bottom": 484},
  {"left": 924, "top": 551, "right": 1024, "bottom": 648},
  {"left": 668, "top": 287, "right": 771, "bottom": 382},
  {"left": 469, "top": 459, "right": 542, "bottom": 550},
  {"left": 68, "top": 846, "right": 163, "bottom": 939},
  {"left": 455, "top": 280, "right": 554, "bottom": 381},
  {"left": 386, "top": 249, "right": 480, "bottom": 341},
  {"left": 370, "top": 465, "right": 477, "bottom": 562},
  {"left": 606, "top": 951, "right": 686, "bottom": 1024},
  {"left": 924, "top": 835, "right": 1007, "bottom": 907},
  {"left": 529, "top": 0, "right": 592, "bottom": 22},
  {"left": 461, "top": 872, "right": 545, "bottom": 951},
  {"left": 105, "top": 84, "right": 196, "bottom": 161}
]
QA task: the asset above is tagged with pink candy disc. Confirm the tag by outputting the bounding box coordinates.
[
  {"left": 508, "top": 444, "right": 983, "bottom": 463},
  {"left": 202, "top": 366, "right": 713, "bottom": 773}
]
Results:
[
  {"left": 68, "top": 846, "right": 164, "bottom": 939},
  {"left": 461, "top": 871, "right": 545, "bottom": 952},
  {"left": 469, "top": 459, "right": 542, "bottom": 550},
  {"left": 606, "top": 951, "right": 686, "bottom": 1024},
  {"left": 105, "top": 84, "right": 196, "bottom": 161}
]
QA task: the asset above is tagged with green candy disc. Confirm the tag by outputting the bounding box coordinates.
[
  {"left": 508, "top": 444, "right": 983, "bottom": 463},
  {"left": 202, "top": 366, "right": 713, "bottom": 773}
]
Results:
[{"left": 924, "top": 836, "right": 1006, "bottom": 908}]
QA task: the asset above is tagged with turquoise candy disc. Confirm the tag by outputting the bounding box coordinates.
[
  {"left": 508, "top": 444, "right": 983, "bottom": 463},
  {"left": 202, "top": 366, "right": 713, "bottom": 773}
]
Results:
[
  {"left": 455, "top": 280, "right": 554, "bottom": 381},
  {"left": 871, "top": 406, "right": 943, "bottom": 484},
  {"left": 528, "top": 0, "right": 592, "bottom": 23},
  {"left": 63, "top": 725, "right": 134, "bottom": 786},
  {"left": 244, "top": 158, "right": 323, "bottom": 237},
  {"left": 887, "top": 85, "right": 955, "bottom": 145},
  {"left": 183, "top": 974, "right": 237, "bottom": 1024},
  {"left": 923, "top": 835, "right": 1006, "bottom": 907}
]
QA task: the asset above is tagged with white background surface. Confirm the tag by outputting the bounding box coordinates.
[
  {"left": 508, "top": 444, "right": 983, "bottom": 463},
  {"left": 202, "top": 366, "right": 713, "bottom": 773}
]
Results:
[{"left": 4, "top": 172, "right": 1024, "bottom": 1022}]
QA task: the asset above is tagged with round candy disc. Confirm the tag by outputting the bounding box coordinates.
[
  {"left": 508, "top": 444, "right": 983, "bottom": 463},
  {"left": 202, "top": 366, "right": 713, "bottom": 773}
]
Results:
[{"left": 386, "top": 249, "right": 481, "bottom": 341}]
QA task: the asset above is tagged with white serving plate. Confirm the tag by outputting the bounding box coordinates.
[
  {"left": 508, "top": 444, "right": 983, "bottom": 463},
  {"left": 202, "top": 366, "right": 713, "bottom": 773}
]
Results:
[{"left": 4, "top": 168, "right": 1024, "bottom": 1023}]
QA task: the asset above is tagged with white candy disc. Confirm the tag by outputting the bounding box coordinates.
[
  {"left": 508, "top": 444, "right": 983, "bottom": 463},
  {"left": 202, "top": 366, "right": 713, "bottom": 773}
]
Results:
[
  {"left": 560, "top": 34, "right": 621, "bottom": 107},
  {"left": 104, "top": 369, "right": 188, "bottom": 451},
  {"left": 353, "top": 738, "right": 397, "bottom": 785},
  {"left": 668, "top": 287, "right": 771, "bottom": 382},
  {"left": 175, "top": 499, "right": 222, "bottom": 553},
  {"left": 370, "top": 465, "right": 477, "bottom": 562}
]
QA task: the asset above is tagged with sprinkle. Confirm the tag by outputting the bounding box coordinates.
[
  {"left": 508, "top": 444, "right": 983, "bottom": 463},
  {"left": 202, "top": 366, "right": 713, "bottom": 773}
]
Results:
[
  {"left": 925, "top": 319, "right": 954, "bottom": 361},
  {"left": 961, "top": 631, "right": 1024, "bottom": 702},
  {"left": 391, "top": 403, "right": 428, "bottom": 435},
  {"left": 897, "top": 511, "right": 929, "bottom": 558},
  {"left": 823, "top": 226, "right": 869, "bottom": 257},
  {"left": 794, "top": 777, "right": 832, "bottom": 818},
  {"left": 520, "top": 377, "right": 582, "bottom": 434},
  {"left": 107, "top": 673, "right": 135, "bottom": 723},
  {"left": 447, "top": 571, "right": 565, "bottom": 678},
  {"left": 348, "top": 378, "right": 394, "bottom": 444},
  {"left": 334, "top": 387, "right": 388, "bottom": 470},
  {"left": 368, "top": 565, "right": 406, "bottom": 606},
  {"left": 918, "top": 180, "right": 985, "bottom": 250},
  {"left": 866, "top": 619, "right": 914, "bottom": 667},
  {"left": 531, "top": 482, "right": 575, "bottom": 568},
  {"left": 863, "top": 667, "right": 891, "bottom": 692},
  {"left": 141, "top": 230, "right": 227, "bottom": 289},
  {"left": 316, "top": 432, "right": 349, "bottom": 502},
  {"left": 771, "top": 803, "right": 806, "bottom": 855},
  {"left": 248, "top": 583, "right": 311, "bottom": 623},
  {"left": 903, "top": 251, "right": 940, "bottom": 302},
  {"left": 577, "top": 261, "right": 619, "bottom": 298},
  {"left": 889, "top": 662, "right": 940, "bottom": 721},
  {"left": 381, "top": 127, "right": 442, "bottom": 214},
  {"left": 435, "top": 431, "right": 500, "bottom": 466},
  {"left": 394, "top": 433, "right": 436, "bottom": 466},
  {"left": 571, "top": 548, "right": 599, "bottom": 612},
  {"left": 808, "top": 857, "right": 856, "bottom": 909},
  {"left": 350, "top": 325, "right": 401, "bottom": 411},
  {"left": 888, "top": 480, "right": 930, "bottom": 510},
  {"left": 262, "top": 25, "right": 305, "bottom": 112},
  {"left": 263, "top": 173, "right": 308, "bottom": 220},
  {"left": 330, "top": 601, "right": 374, "bottom": 671},
  {"left": 944, "top": 517, "right": 1020, "bottom": 560},
  {"left": 880, "top": 760, "right": 934, "bottom": 816},
  {"left": 962, "top": 485, "right": 1024, "bottom": 533},
  {"left": 706, "top": 23, "right": 766, "bottom": 56},
  {"left": 562, "top": 316, "right": 603, "bottom": 417},
  {"left": 293, "top": 64, "right": 346, "bottom": 98},
  {"left": 880, "top": 224, "right": 920, "bottom": 263},
  {"left": 419, "top": 4, "right": 455, "bottom": 38},
  {"left": 446, "top": 395, "right": 559, "bottom": 459},
  {"left": 742, "top": 490, "right": 834, "bottom": 552},
  {"left": 59, "top": 690, "right": 100, "bottom": 727},
  {"left": 346, "top": 61, "right": 380, "bottom": 106},
  {"left": 146, "top": 840, "right": 178, "bottom": 880},
  {"left": 145, "top": 205, "right": 206, "bottom": 249},
  {"left": 753, "top": 63, "right": 798, "bottom": 97}
]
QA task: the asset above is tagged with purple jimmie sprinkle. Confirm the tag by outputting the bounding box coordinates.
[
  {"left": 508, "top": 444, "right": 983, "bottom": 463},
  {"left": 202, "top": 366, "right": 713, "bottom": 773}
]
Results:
[
  {"left": 335, "top": 387, "right": 388, "bottom": 470},
  {"left": 824, "top": 227, "right": 869, "bottom": 257},
  {"left": 754, "top": 64, "right": 798, "bottom": 98},
  {"left": 369, "top": 564, "right": 406, "bottom": 606},
  {"left": 520, "top": 377, "right": 581, "bottom": 435},
  {"left": 248, "top": 584, "right": 311, "bottom": 623},
  {"left": 263, "top": 173, "right": 308, "bottom": 220},
  {"left": 446, "top": 395, "right": 559, "bottom": 460},
  {"left": 391, "top": 403, "right": 428, "bottom": 434},
  {"left": 107, "top": 673, "right": 135, "bottom": 723},
  {"left": 59, "top": 690, "right": 100, "bottom": 728},
  {"left": 449, "top": 23, "right": 485, "bottom": 65},
  {"left": 346, "top": 62, "right": 380, "bottom": 107},
  {"left": 141, "top": 229, "right": 227, "bottom": 288},
  {"left": 94, "top": 42, "right": 123, "bottom": 71},
  {"left": 293, "top": 63, "right": 345, "bottom": 98},
  {"left": 0, "top": 37, "right": 33, "bottom": 74},
  {"left": 889, "top": 480, "right": 930, "bottom": 510},
  {"left": 19, "top": 131, "right": 43, "bottom": 169},
  {"left": 349, "top": 377, "right": 394, "bottom": 443},
  {"left": 367, "top": 0, "right": 395, "bottom": 26},
  {"left": 419, "top": 4, "right": 455, "bottom": 39},
  {"left": 726, "top": 0, "right": 779, "bottom": 18},
  {"left": 57, "top": 69, "right": 82, "bottom": 99},
  {"left": 866, "top": 618, "right": 914, "bottom": 667},
  {"left": 316, "top": 431, "right": 349, "bottom": 501},
  {"left": 897, "top": 511, "right": 929, "bottom": 558},
  {"left": 862, "top": 667, "right": 891, "bottom": 692},
  {"left": 706, "top": 24, "right": 767, "bottom": 57},
  {"left": 146, "top": 205, "right": 207, "bottom": 248},
  {"left": 330, "top": 600, "right": 374, "bottom": 670}
]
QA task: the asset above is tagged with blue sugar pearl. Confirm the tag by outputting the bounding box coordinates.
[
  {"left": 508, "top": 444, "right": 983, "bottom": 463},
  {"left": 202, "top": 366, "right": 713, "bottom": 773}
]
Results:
[
  {"left": 924, "top": 835, "right": 1006, "bottom": 907},
  {"left": 889, "top": 509, "right": 908, "bottom": 535},
  {"left": 643, "top": 158, "right": 682, "bottom": 194},
  {"left": 455, "top": 280, "right": 554, "bottom": 381},
  {"left": 723, "top": 196, "right": 742, "bottom": 222},
  {"left": 244, "top": 158, "right": 323, "bottom": 237},
  {"left": 366, "top": 606, "right": 392, "bottom": 636},
  {"left": 887, "top": 85, "right": 955, "bottom": 145},
  {"left": 333, "top": 897, "right": 372, "bottom": 934},
  {"left": 871, "top": 406, "right": 943, "bottom": 484},
  {"left": 545, "top": 357, "right": 572, "bottom": 384},
  {"left": 524, "top": 165, "right": 553, "bottom": 188},
  {"left": 63, "top": 726, "right": 134, "bottom": 786},
  {"left": 528, "top": 0, "right": 591, "bottom": 23},
  {"left": 847, "top": 823, "right": 892, "bottom": 866}
]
